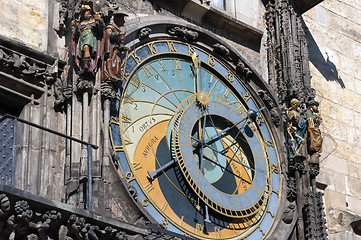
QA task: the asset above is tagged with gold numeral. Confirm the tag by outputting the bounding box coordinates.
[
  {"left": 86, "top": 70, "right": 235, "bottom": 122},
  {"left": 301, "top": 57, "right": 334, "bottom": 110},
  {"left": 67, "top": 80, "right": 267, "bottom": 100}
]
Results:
[
  {"left": 208, "top": 55, "right": 216, "bottom": 66},
  {"left": 266, "top": 139, "right": 274, "bottom": 148},
  {"left": 114, "top": 146, "right": 124, "bottom": 152},
  {"left": 224, "top": 89, "right": 230, "bottom": 98},
  {"left": 142, "top": 198, "right": 149, "bottom": 207},
  {"left": 243, "top": 91, "right": 251, "bottom": 101},
  {"left": 270, "top": 164, "right": 280, "bottom": 174},
  {"left": 121, "top": 114, "right": 131, "bottom": 124},
  {"left": 131, "top": 52, "right": 141, "bottom": 64},
  {"left": 257, "top": 115, "right": 265, "bottom": 125},
  {"left": 172, "top": 59, "right": 182, "bottom": 70},
  {"left": 124, "top": 94, "right": 134, "bottom": 104},
  {"left": 158, "top": 60, "right": 166, "bottom": 71},
  {"left": 162, "top": 218, "right": 169, "bottom": 229},
  {"left": 111, "top": 116, "right": 120, "bottom": 125},
  {"left": 214, "top": 227, "right": 221, "bottom": 238},
  {"left": 196, "top": 223, "right": 204, "bottom": 235},
  {"left": 180, "top": 216, "right": 184, "bottom": 227},
  {"left": 161, "top": 202, "right": 169, "bottom": 211},
  {"left": 125, "top": 172, "right": 135, "bottom": 183},
  {"left": 226, "top": 71, "right": 235, "bottom": 82},
  {"left": 167, "top": 41, "right": 177, "bottom": 52},
  {"left": 144, "top": 182, "right": 154, "bottom": 193},
  {"left": 131, "top": 75, "right": 141, "bottom": 88},
  {"left": 132, "top": 162, "right": 142, "bottom": 171},
  {"left": 259, "top": 227, "right": 266, "bottom": 236},
  {"left": 148, "top": 43, "right": 157, "bottom": 54},
  {"left": 189, "top": 45, "right": 196, "bottom": 55},
  {"left": 143, "top": 65, "right": 153, "bottom": 78},
  {"left": 267, "top": 209, "right": 275, "bottom": 218}
]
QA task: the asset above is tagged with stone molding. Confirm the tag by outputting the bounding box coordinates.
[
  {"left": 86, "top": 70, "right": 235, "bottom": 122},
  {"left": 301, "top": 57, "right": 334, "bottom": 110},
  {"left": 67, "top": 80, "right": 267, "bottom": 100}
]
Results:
[{"left": 0, "top": 187, "right": 187, "bottom": 240}]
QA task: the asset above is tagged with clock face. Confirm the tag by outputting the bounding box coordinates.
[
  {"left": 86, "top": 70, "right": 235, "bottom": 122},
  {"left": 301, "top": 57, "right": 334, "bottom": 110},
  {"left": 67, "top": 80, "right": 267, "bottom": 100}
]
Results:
[{"left": 110, "top": 40, "right": 281, "bottom": 239}]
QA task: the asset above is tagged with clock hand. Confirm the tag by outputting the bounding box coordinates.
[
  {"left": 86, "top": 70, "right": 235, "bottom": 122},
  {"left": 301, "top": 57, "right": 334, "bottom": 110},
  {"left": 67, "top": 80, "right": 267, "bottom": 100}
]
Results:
[
  {"left": 191, "top": 52, "right": 200, "bottom": 93},
  {"left": 147, "top": 158, "right": 177, "bottom": 181},
  {"left": 203, "top": 143, "right": 264, "bottom": 177},
  {"left": 203, "top": 107, "right": 265, "bottom": 145}
]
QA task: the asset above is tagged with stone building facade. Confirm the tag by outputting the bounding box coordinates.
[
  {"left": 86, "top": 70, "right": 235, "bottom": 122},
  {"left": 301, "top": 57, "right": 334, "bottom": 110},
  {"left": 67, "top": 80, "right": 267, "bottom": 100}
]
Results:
[
  {"left": 0, "top": 0, "right": 360, "bottom": 239},
  {"left": 303, "top": 1, "right": 361, "bottom": 239}
]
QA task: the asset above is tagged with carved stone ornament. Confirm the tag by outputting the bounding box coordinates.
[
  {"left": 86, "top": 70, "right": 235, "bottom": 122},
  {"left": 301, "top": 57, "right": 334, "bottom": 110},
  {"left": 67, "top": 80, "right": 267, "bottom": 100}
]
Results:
[
  {"left": 138, "top": 27, "right": 152, "bottom": 40},
  {"left": 258, "top": 90, "right": 281, "bottom": 126},
  {"left": 282, "top": 204, "right": 295, "bottom": 224},
  {"left": 101, "top": 81, "right": 117, "bottom": 100},
  {"left": 236, "top": 60, "right": 252, "bottom": 81},
  {"left": 286, "top": 177, "right": 297, "bottom": 202},
  {"left": 0, "top": 46, "right": 59, "bottom": 84},
  {"left": 168, "top": 26, "right": 199, "bottom": 41},
  {"left": 77, "top": 79, "right": 94, "bottom": 94},
  {"left": 0, "top": 193, "right": 183, "bottom": 240},
  {"left": 212, "top": 43, "right": 231, "bottom": 60}
]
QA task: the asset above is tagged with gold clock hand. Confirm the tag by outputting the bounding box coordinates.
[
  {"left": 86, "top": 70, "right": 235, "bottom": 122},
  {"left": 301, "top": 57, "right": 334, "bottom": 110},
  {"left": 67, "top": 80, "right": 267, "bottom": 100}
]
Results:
[{"left": 191, "top": 52, "right": 200, "bottom": 93}]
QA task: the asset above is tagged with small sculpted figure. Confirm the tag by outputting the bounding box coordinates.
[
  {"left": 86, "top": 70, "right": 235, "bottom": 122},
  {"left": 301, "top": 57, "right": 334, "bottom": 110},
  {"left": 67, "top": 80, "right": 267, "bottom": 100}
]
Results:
[
  {"left": 306, "top": 99, "right": 323, "bottom": 163},
  {"left": 101, "top": 12, "right": 130, "bottom": 83},
  {"left": 285, "top": 98, "right": 306, "bottom": 158},
  {"left": 72, "top": 1, "right": 104, "bottom": 74}
]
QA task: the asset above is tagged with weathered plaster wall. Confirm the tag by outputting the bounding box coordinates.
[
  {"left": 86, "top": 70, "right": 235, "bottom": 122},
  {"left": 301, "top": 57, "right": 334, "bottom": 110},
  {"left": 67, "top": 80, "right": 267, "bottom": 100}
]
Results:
[
  {"left": 304, "top": 1, "right": 361, "bottom": 239},
  {"left": 0, "top": 0, "right": 49, "bottom": 52}
]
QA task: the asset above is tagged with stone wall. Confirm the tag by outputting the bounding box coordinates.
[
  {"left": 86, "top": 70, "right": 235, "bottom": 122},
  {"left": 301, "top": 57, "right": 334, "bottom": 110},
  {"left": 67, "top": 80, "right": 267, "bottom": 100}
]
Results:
[{"left": 304, "top": 1, "right": 361, "bottom": 239}]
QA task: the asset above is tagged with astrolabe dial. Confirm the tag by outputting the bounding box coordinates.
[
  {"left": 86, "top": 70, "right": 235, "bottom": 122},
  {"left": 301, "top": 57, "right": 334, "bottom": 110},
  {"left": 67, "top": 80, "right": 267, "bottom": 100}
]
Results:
[{"left": 110, "top": 39, "right": 282, "bottom": 239}]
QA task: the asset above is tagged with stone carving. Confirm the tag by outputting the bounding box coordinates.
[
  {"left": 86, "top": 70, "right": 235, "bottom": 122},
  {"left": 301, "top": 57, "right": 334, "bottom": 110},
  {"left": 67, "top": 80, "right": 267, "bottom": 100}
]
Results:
[
  {"left": 286, "top": 177, "right": 297, "bottom": 202},
  {"left": 0, "top": 46, "right": 59, "bottom": 83},
  {"left": 101, "top": 81, "right": 117, "bottom": 100},
  {"left": 282, "top": 204, "right": 295, "bottom": 224},
  {"left": 213, "top": 43, "right": 230, "bottom": 60},
  {"left": 138, "top": 27, "right": 152, "bottom": 40},
  {"left": 265, "top": 0, "right": 312, "bottom": 105},
  {"left": 77, "top": 79, "right": 94, "bottom": 94},
  {"left": 306, "top": 99, "right": 323, "bottom": 165},
  {"left": 128, "top": 185, "right": 138, "bottom": 201},
  {"left": 72, "top": 1, "right": 105, "bottom": 77},
  {"left": 0, "top": 193, "right": 184, "bottom": 239},
  {"left": 258, "top": 90, "right": 281, "bottom": 126},
  {"left": 168, "top": 26, "right": 199, "bottom": 41},
  {"left": 284, "top": 98, "right": 306, "bottom": 158},
  {"left": 236, "top": 60, "right": 252, "bottom": 81},
  {"left": 54, "top": 65, "right": 72, "bottom": 109}
]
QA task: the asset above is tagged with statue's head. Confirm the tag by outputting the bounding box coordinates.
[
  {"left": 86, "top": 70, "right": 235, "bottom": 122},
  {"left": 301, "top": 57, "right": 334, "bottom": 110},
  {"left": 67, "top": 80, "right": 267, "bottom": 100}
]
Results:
[
  {"left": 80, "top": 2, "right": 93, "bottom": 19},
  {"left": 290, "top": 98, "right": 300, "bottom": 108},
  {"left": 113, "top": 12, "right": 128, "bottom": 27},
  {"left": 306, "top": 99, "right": 319, "bottom": 112}
]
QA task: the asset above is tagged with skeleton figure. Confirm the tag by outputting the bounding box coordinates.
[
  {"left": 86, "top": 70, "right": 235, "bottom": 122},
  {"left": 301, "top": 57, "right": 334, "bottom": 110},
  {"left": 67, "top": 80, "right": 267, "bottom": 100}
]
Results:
[{"left": 285, "top": 98, "right": 306, "bottom": 157}]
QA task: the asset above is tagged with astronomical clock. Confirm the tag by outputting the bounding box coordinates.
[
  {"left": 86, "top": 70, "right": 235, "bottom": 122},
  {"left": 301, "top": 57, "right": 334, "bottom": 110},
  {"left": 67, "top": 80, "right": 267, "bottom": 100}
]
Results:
[{"left": 109, "top": 26, "right": 283, "bottom": 239}]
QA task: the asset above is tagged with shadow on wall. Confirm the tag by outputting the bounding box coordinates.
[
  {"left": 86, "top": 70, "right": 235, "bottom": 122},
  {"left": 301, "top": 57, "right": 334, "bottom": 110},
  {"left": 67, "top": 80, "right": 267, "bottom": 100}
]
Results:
[{"left": 304, "top": 23, "right": 345, "bottom": 88}]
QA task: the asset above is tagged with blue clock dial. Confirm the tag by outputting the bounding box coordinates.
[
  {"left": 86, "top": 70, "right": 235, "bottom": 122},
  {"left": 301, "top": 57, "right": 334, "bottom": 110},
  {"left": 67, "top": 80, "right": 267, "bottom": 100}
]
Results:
[{"left": 110, "top": 40, "right": 281, "bottom": 239}]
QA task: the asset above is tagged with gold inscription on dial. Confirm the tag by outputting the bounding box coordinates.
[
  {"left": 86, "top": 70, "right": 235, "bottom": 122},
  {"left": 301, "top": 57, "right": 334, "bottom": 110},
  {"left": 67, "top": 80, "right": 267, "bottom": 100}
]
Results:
[
  {"left": 143, "top": 65, "right": 153, "bottom": 78},
  {"left": 144, "top": 182, "right": 154, "bottom": 193},
  {"left": 171, "top": 59, "right": 182, "bottom": 70},
  {"left": 148, "top": 43, "right": 157, "bottom": 55},
  {"left": 142, "top": 198, "right": 149, "bottom": 207},
  {"left": 161, "top": 202, "right": 169, "bottom": 211},
  {"left": 158, "top": 60, "right": 166, "bottom": 71},
  {"left": 167, "top": 41, "right": 177, "bottom": 52},
  {"left": 143, "top": 136, "right": 159, "bottom": 158},
  {"left": 214, "top": 227, "right": 222, "bottom": 238},
  {"left": 132, "top": 162, "right": 142, "bottom": 171},
  {"left": 125, "top": 172, "right": 135, "bottom": 183},
  {"left": 208, "top": 55, "right": 216, "bottom": 67},
  {"left": 196, "top": 224, "right": 204, "bottom": 235}
]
